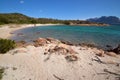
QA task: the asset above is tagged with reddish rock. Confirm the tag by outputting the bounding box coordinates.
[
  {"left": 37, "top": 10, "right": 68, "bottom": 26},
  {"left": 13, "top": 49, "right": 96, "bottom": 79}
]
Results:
[
  {"left": 94, "top": 49, "right": 105, "bottom": 57},
  {"left": 57, "top": 43, "right": 77, "bottom": 54},
  {"left": 47, "top": 43, "right": 77, "bottom": 55},
  {"left": 97, "top": 50, "right": 105, "bottom": 57},
  {"left": 105, "top": 52, "right": 117, "bottom": 57},
  {"left": 34, "top": 38, "right": 48, "bottom": 46}
]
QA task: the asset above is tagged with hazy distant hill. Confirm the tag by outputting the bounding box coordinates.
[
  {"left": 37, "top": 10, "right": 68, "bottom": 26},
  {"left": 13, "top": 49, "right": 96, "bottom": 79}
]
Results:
[{"left": 87, "top": 16, "right": 120, "bottom": 25}]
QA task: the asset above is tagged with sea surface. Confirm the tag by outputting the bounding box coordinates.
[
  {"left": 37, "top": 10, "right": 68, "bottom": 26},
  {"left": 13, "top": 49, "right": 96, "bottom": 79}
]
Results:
[{"left": 11, "top": 25, "right": 120, "bottom": 48}]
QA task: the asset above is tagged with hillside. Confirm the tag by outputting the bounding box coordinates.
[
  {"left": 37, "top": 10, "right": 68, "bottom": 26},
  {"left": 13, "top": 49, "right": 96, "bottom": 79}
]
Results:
[
  {"left": 87, "top": 16, "right": 120, "bottom": 25},
  {"left": 0, "top": 13, "right": 108, "bottom": 26},
  {"left": 0, "top": 13, "right": 64, "bottom": 24},
  {"left": 0, "top": 13, "right": 32, "bottom": 24}
]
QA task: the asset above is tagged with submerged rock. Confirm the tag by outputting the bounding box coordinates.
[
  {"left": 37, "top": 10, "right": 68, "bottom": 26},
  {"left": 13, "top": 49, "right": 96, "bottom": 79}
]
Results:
[{"left": 17, "top": 33, "right": 24, "bottom": 36}]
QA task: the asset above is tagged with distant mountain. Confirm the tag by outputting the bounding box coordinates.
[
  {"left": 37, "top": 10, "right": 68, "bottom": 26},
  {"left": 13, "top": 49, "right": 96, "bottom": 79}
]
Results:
[{"left": 87, "top": 16, "right": 120, "bottom": 25}]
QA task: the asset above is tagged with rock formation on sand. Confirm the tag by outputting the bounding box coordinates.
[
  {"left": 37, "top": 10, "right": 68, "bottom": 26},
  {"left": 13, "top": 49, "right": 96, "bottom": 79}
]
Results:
[
  {"left": 33, "top": 38, "right": 78, "bottom": 61},
  {"left": 0, "top": 38, "right": 120, "bottom": 80}
]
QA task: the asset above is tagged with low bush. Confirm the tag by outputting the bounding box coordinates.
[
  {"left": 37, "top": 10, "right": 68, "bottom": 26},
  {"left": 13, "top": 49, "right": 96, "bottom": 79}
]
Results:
[
  {"left": 0, "top": 68, "right": 4, "bottom": 80},
  {"left": 0, "top": 39, "right": 16, "bottom": 53}
]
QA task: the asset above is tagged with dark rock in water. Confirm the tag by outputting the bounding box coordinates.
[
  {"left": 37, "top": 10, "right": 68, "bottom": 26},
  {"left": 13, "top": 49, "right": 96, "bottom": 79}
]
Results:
[
  {"left": 106, "top": 45, "right": 112, "bottom": 48},
  {"left": 36, "top": 32, "right": 40, "bottom": 34},
  {"left": 17, "top": 33, "right": 24, "bottom": 36},
  {"left": 112, "top": 44, "right": 120, "bottom": 54},
  {"left": 106, "top": 45, "right": 113, "bottom": 50},
  {"left": 60, "top": 40, "right": 74, "bottom": 46},
  {"left": 107, "top": 44, "right": 120, "bottom": 54},
  {"left": 79, "top": 43, "right": 97, "bottom": 48}
]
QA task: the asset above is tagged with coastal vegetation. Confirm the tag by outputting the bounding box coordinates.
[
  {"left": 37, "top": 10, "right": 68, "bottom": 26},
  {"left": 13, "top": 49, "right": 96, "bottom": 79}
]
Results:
[
  {"left": 0, "top": 68, "right": 4, "bottom": 80},
  {"left": 0, "top": 13, "right": 64, "bottom": 24},
  {"left": 0, "top": 39, "right": 16, "bottom": 53},
  {"left": 0, "top": 13, "right": 109, "bottom": 26}
]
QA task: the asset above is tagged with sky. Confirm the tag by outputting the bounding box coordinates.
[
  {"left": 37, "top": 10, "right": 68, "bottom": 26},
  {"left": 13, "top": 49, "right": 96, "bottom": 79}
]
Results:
[{"left": 0, "top": 0, "right": 120, "bottom": 20}]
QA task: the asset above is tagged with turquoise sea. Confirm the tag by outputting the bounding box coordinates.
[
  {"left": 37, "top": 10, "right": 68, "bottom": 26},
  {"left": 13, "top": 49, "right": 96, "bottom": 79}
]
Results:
[{"left": 12, "top": 25, "right": 120, "bottom": 48}]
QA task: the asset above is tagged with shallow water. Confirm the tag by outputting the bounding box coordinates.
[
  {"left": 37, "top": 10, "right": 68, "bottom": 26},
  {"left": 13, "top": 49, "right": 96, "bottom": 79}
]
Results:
[{"left": 11, "top": 25, "right": 120, "bottom": 48}]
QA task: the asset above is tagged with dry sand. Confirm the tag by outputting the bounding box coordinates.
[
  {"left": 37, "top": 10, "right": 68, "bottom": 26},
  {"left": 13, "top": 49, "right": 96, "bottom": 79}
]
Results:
[
  {"left": 0, "top": 43, "right": 120, "bottom": 80},
  {"left": 0, "top": 24, "right": 120, "bottom": 80}
]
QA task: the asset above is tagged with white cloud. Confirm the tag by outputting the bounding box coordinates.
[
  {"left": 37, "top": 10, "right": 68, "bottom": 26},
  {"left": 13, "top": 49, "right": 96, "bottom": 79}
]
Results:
[{"left": 20, "top": 0, "right": 24, "bottom": 4}]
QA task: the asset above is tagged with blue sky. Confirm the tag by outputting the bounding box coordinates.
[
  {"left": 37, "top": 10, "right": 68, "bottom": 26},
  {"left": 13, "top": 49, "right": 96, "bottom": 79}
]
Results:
[{"left": 0, "top": 0, "right": 120, "bottom": 20}]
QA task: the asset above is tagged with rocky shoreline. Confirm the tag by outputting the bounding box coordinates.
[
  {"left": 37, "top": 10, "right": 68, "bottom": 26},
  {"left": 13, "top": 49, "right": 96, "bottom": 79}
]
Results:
[
  {"left": 16, "top": 37, "right": 120, "bottom": 55},
  {"left": 0, "top": 37, "right": 120, "bottom": 80}
]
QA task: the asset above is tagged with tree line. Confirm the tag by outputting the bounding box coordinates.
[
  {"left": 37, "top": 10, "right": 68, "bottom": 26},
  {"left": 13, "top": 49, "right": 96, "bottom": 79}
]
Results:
[{"left": 0, "top": 13, "right": 99, "bottom": 25}]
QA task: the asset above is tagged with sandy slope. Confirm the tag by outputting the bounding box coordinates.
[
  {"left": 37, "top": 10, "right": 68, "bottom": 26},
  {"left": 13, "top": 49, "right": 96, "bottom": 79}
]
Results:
[{"left": 0, "top": 43, "right": 120, "bottom": 80}]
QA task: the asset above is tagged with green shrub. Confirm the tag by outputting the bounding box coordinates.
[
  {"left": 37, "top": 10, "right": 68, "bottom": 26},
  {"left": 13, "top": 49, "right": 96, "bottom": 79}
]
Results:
[
  {"left": 0, "top": 68, "right": 4, "bottom": 80},
  {"left": 0, "top": 39, "right": 16, "bottom": 53}
]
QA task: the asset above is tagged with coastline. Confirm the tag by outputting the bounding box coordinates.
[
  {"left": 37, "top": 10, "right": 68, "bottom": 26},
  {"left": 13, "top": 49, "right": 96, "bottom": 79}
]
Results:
[
  {"left": 69, "top": 23, "right": 110, "bottom": 26},
  {"left": 0, "top": 24, "right": 120, "bottom": 80},
  {"left": 0, "top": 24, "right": 62, "bottom": 39}
]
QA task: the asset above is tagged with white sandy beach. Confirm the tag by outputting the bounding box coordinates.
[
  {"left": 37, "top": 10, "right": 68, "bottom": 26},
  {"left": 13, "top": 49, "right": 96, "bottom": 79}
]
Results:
[{"left": 0, "top": 24, "right": 120, "bottom": 80}]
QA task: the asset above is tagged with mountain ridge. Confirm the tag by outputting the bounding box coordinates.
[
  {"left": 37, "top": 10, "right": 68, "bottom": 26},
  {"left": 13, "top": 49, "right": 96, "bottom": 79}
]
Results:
[{"left": 87, "top": 16, "right": 120, "bottom": 25}]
